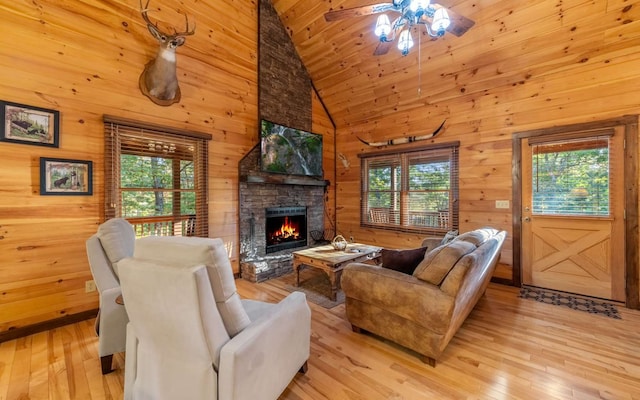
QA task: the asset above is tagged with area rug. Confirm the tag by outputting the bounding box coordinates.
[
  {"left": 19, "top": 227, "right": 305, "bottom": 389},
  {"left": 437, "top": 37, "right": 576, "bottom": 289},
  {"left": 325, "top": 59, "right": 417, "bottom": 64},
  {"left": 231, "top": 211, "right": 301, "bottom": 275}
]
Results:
[
  {"left": 274, "top": 268, "right": 345, "bottom": 309},
  {"left": 519, "top": 286, "right": 621, "bottom": 319}
]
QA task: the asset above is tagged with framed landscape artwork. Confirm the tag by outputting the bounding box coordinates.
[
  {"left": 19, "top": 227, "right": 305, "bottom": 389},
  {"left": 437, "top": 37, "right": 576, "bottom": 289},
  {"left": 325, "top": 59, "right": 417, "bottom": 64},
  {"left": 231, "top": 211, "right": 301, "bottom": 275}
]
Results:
[
  {"left": 0, "top": 100, "right": 60, "bottom": 147},
  {"left": 40, "top": 157, "right": 93, "bottom": 196}
]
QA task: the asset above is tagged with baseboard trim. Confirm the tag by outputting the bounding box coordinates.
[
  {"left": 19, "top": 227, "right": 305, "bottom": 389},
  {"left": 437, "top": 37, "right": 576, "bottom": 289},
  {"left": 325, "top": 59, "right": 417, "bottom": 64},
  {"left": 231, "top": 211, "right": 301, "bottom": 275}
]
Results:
[
  {"left": 491, "top": 277, "right": 514, "bottom": 286},
  {"left": 0, "top": 309, "right": 99, "bottom": 343}
]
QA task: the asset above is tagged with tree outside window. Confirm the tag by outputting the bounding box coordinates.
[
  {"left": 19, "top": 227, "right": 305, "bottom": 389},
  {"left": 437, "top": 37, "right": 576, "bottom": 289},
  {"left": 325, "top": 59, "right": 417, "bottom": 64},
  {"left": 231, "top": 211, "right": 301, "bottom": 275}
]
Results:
[
  {"left": 104, "top": 117, "right": 210, "bottom": 238},
  {"left": 532, "top": 137, "right": 610, "bottom": 216},
  {"left": 361, "top": 143, "right": 459, "bottom": 235}
]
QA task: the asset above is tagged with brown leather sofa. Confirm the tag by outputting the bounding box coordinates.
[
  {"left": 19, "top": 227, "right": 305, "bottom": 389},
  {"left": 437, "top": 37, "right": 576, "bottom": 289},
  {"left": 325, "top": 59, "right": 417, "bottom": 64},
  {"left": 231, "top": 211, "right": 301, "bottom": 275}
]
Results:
[{"left": 341, "top": 228, "right": 507, "bottom": 366}]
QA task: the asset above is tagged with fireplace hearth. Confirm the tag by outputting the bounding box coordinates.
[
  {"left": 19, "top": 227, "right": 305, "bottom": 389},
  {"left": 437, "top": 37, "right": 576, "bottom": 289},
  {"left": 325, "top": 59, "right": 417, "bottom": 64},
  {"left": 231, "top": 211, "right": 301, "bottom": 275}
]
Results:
[{"left": 265, "top": 206, "right": 307, "bottom": 253}]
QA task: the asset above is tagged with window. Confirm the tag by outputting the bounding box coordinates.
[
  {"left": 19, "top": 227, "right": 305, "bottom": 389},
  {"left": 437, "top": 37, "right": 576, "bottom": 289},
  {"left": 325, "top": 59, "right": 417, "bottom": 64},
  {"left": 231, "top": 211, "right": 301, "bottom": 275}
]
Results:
[
  {"left": 531, "top": 133, "right": 611, "bottom": 216},
  {"left": 360, "top": 142, "right": 459, "bottom": 234},
  {"left": 104, "top": 116, "right": 211, "bottom": 237}
]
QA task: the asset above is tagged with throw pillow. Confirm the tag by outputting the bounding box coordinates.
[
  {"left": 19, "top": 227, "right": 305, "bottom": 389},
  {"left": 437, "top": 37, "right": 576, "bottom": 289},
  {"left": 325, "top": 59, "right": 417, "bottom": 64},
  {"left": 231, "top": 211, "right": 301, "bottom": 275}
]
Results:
[
  {"left": 413, "top": 240, "right": 477, "bottom": 285},
  {"left": 380, "top": 246, "right": 428, "bottom": 275}
]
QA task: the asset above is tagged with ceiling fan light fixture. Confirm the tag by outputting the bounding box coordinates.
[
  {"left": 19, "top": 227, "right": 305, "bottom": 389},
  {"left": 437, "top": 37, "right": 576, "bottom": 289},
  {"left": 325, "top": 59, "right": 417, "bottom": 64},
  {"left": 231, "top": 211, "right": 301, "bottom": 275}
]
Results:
[
  {"left": 431, "top": 7, "right": 450, "bottom": 35},
  {"left": 397, "top": 29, "right": 414, "bottom": 56},
  {"left": 409, "top": 0, "right": 431, "bottom": 13},
  {"left": 323, "top": 0, "right": 474, "bottom": 57},
  {"left": 374, "top": 14, "right": 392, "bottom": 39}
]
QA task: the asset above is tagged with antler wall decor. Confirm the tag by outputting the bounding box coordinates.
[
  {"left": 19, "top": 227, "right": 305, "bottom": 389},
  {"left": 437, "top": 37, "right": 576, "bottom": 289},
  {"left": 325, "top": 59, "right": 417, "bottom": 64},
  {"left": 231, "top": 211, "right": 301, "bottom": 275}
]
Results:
[
  {"left": 357, "top": 120, "right": 446, "bottom": 147},
  {"left": 139, "top": 0, "right": 195, "bottom": 106}
]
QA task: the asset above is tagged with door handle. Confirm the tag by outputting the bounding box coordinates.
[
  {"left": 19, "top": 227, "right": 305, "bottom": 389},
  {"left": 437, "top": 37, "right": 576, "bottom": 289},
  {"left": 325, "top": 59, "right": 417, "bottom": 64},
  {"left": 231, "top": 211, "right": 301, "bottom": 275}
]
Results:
[{"left": 523, "top": 216, "right": 531, "bottom": 222}]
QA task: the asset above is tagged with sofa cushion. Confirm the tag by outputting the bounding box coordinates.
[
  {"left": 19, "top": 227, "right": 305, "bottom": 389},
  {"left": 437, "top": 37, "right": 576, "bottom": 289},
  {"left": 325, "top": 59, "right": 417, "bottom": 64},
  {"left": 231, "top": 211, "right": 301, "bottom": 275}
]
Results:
[
  {"left": 453, "top": 228, "right": 496, "bottom": 247},
  {"left": 439, "top": 253, "right": 475, "bottom": 297},
  {"left": 133, "top": 236, "right": 250, "bottom": 337},
  {"left": 97, "top": 218, "right": 135, "bottom": 276},
  {"left": 380, "top": 246, "right": 428, "bottom": 274},
  {"left": 413, "top": 240, "right": 477, "bottom": 285}
]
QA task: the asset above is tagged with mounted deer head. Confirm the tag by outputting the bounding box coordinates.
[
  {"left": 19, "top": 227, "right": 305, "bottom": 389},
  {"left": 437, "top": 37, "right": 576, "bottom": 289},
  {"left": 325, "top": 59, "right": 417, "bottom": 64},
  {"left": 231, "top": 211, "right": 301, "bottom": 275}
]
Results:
[{"left": 139, "top": 0, "right": 195, "bottom": 106}]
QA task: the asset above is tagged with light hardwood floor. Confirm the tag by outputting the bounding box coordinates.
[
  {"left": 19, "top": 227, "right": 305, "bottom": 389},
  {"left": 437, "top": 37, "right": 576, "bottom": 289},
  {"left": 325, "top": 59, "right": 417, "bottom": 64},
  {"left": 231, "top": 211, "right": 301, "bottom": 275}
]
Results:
[{"left": 2, "top": 279, "right": 640, "bottom": 399}]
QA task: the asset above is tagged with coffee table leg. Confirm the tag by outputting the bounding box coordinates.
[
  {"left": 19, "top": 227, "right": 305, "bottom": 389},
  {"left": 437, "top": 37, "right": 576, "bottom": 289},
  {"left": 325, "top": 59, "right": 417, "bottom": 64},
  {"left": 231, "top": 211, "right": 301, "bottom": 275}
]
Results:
[
  {"left": 328, "top": 271, "right": 338, "bottom": 302},
  {"left": 293, "top": 259, "right": 301, "bottom": 287}
]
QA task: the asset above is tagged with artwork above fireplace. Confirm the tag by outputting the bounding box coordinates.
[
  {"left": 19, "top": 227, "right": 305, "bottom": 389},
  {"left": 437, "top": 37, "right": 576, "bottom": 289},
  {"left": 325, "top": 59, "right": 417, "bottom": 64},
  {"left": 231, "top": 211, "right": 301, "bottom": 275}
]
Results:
[{"left": 265, "top": 206, "right": 307, "bottom": 253}]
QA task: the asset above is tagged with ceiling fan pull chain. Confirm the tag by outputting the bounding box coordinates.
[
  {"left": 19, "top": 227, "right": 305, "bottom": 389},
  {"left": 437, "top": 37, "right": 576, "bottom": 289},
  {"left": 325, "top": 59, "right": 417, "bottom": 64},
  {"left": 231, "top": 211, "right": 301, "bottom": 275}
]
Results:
[{"left": 418, "top": 26, "right": 422, "bottom": 97}]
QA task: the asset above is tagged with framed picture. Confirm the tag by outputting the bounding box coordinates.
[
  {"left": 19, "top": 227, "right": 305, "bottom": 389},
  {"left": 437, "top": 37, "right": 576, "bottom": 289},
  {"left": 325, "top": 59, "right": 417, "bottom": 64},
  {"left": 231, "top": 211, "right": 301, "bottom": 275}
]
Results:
[
  {"left": 0, "top": 100, "right": 60, "bottom": 147},
  {"left": 40, "top": 157, "right": 93, "bottom": 196}
]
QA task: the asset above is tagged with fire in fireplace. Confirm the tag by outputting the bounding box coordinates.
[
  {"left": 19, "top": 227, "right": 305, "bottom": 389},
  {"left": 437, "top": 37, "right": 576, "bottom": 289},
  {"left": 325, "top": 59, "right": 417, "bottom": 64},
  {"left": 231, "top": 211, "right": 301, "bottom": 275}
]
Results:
[{"left": 265, "top": 206, "right": 307, "bottom": 253}]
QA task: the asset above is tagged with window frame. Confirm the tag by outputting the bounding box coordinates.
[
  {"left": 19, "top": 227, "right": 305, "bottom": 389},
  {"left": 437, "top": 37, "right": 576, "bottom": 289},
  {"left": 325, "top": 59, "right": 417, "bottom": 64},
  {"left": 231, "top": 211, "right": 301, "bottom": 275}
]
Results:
[
  {"left": 359, "top": 141, "right": 460, "bottom": 235},
  {"left": 103, "top": 115, "right": 211, "bottom": 238}
]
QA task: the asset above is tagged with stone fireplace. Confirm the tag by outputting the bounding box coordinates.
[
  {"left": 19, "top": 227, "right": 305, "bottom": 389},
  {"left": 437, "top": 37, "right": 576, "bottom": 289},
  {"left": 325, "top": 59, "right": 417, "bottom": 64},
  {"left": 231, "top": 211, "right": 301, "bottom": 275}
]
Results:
[{"left": 239, "top": 146, "right": 327, "bottom": 282}]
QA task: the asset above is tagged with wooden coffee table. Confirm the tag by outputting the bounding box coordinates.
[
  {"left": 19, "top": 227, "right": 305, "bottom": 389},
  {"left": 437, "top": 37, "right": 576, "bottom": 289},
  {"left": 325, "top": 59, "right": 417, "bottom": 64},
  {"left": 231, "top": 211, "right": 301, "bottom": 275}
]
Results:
[{"left": 292, "top": 243, "right": 381, "bottom": 301}]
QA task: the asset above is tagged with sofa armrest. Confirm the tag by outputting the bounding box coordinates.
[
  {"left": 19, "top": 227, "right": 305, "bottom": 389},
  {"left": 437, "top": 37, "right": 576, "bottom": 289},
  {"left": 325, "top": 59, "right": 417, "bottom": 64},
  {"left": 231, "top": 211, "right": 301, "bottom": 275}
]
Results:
[
  {"left": 341, "top": 263, "right": 455, "bottom": 333},
  {"left": 218, "top": 291, "right": 310, "bottom": 400}
]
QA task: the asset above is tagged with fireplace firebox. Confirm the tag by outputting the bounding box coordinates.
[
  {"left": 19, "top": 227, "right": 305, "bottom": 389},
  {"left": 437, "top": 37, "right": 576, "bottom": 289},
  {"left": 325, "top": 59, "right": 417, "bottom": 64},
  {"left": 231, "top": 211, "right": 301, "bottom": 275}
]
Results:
[{"left": 265, "top": 206, "right": 307, "bottom": 253}]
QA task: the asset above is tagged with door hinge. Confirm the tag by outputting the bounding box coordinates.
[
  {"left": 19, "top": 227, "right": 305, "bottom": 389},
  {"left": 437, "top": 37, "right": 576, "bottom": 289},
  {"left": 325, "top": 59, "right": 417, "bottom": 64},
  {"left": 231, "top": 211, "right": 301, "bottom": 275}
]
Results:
[
  {"left": 624, "top": 139, "right": 626, "bottom": 149},
  {"left": 624, "top": 209, "right": 626, "bottom": 220}
]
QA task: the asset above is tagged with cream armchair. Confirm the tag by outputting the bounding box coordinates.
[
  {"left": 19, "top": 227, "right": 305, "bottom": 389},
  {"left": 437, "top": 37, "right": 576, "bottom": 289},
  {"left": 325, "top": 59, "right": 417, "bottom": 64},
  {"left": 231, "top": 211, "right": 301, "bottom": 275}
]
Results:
[
  {"left": 85, "top": 218, "right": 135, "bottom": 374},
  {"left": 118, "top": 236, "right": 311, "bottom": 400}
]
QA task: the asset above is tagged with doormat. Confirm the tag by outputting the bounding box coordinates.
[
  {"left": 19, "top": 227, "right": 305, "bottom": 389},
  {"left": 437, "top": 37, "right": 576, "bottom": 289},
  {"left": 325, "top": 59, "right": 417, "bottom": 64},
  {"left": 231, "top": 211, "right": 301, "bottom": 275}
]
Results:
[
  {"left": 273, "top": 268, "right": 345, "bottom": 309},
  {"left": 519, "top": 286, "right": 621, "bottom": 319}
]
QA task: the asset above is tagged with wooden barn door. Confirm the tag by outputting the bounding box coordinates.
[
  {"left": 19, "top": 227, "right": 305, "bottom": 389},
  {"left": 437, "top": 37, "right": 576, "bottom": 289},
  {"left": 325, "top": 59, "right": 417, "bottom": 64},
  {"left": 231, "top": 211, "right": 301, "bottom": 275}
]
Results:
[{"left": 521, "top": 127, "right": 625, "bottom": 301}]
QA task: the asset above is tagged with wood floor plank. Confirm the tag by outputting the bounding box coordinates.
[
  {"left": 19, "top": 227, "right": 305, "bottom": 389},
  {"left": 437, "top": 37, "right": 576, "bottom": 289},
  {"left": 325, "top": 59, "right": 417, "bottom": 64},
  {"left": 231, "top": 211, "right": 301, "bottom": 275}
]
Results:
[
  {"left": 1, "top": 282, "right": 640, "bottom": 399},
  {"left": 0, "top": 339, "right": 17, "bottom": 400},
  {"left": 48, "top": 329, "right": 70, "bottom": 400},
  {"left": 6, "top": 337, "right": 30, "bottom": 400},
  {"left": 28, "top": 332, "right": 49, "bottom": 399}
]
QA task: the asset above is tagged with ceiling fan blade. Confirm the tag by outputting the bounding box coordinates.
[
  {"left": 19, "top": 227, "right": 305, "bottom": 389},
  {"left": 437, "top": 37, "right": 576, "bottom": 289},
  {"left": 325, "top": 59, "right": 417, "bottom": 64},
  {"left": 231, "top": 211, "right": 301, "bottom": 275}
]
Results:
[
  {"left": 373, "top": 40, "right": 394, "bottom": 56},
  {"left": 438, "top": 4, "right": 475, "bottom": 36},
  {"left": 418, "top": 4, "right": 475, "bottom": 37},
  {"left": 324, "top": 3, "right": 395, "bottom": 22}
]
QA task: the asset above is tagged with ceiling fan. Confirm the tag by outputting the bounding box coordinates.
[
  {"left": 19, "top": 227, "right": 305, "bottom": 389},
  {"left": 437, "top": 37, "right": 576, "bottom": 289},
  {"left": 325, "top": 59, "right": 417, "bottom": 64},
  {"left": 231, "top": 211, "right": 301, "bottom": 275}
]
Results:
[{"left": 324, "top": 0, "right": 475, "bottom": 56}]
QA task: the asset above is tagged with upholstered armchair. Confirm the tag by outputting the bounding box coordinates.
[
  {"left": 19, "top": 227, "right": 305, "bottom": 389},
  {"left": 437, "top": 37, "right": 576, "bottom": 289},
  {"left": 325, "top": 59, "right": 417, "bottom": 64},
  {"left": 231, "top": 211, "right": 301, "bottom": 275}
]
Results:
[
  {"left": 118, "top": 236, "right": 311, "bottom": 400},
  {"left": 85, "top": 218, "right": 135, "bottom": 374}
]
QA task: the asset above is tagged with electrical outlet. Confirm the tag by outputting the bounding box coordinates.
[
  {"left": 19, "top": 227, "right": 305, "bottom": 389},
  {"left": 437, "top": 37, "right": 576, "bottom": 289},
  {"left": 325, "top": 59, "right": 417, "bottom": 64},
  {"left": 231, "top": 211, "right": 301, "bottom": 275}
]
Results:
[
  {"left": 495, "top": 200, "right": 510, "bottom": 209},
  {"left": 85, "top": 280, "right": 97, "bottom": 293},
  {"left": 349, "top": 236, "right": 354, "bottom": 242}
]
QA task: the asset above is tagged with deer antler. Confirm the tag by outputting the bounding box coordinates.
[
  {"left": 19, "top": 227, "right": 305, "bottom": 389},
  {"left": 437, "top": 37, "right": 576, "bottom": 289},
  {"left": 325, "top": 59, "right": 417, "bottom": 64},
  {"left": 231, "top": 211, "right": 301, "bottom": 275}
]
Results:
[
  {"left": 140, "top": 0, "right": 195, "bottom": 37},
  {"left": 175, "top": 9, "right": 196, "bottom": 37},
  {"left": 140, "top": 0, "right": 157, "bottom": 30}
]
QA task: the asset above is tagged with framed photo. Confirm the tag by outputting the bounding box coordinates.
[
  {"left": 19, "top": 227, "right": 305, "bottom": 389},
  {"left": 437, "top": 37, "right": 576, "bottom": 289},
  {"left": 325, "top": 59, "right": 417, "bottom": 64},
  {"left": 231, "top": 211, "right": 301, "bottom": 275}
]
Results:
[
  {"left": 0, "top": 100, "right": 60, "bottom": 147},
  {"left": 40, "top": 157, "right": 93, "bottom": 196}
]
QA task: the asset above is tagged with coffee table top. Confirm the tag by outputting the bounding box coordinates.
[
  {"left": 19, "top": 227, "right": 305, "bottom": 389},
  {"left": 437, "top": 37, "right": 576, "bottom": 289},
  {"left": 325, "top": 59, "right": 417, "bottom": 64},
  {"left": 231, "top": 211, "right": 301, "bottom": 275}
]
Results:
[{"left": 293, "top": 243, "right": 381, "bottom": 265}]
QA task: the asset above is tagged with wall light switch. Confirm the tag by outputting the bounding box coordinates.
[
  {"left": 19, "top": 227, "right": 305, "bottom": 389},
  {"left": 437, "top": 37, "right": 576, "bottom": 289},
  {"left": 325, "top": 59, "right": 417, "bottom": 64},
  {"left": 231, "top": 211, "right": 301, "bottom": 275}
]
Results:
[{"left": 495, "top": 200, "right": 510, "bottom": 209}]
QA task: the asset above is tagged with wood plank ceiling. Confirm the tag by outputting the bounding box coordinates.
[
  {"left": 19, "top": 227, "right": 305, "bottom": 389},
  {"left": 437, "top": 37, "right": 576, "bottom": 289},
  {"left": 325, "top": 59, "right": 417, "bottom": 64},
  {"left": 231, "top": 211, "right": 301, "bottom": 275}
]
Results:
[{"left": 270, "top": 0, "right": 638, "bottom": 130}]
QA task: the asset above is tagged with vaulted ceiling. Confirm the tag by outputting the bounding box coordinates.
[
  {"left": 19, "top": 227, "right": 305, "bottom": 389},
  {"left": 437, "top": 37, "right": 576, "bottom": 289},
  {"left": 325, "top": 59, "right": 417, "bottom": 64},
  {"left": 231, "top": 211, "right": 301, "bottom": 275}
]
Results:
[{"left": 270, "top": 0, "right": 638, "bottom": 130}]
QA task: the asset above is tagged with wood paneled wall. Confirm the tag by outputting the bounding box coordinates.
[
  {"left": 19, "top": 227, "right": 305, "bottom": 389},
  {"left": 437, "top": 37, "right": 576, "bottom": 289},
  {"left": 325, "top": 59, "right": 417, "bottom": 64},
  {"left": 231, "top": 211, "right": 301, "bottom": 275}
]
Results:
[
  {"left": 330, "top": 0, "right": 640, "bottom": 282},
  {"left": 0, "top": 0, "right": 335, "bottom": 334}
]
